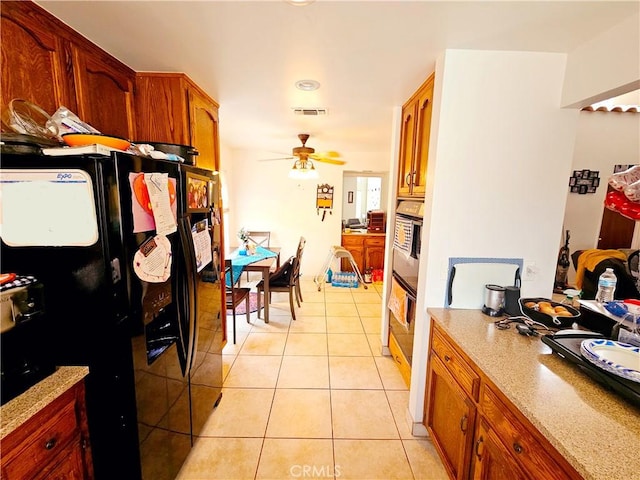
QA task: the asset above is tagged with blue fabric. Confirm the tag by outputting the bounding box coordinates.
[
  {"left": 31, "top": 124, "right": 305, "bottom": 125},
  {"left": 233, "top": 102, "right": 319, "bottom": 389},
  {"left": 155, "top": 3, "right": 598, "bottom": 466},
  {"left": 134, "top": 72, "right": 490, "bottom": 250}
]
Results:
[{"left": 226, "top": 246, "right": 278, "bottom": 287}]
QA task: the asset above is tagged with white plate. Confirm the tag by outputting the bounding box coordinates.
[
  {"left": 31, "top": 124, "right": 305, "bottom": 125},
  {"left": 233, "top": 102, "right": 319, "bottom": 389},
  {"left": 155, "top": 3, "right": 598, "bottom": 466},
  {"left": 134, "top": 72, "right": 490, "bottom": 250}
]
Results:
[{"left": 580, "top": 339, "right": 640, "bottom": 384}]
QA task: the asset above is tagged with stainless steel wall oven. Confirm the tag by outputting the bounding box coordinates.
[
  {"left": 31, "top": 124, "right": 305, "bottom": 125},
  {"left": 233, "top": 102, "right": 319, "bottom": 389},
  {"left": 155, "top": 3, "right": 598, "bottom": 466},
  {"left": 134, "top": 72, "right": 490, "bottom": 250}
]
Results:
[{"left": 389, "top": 201, "right": 424, "bottom": 365}]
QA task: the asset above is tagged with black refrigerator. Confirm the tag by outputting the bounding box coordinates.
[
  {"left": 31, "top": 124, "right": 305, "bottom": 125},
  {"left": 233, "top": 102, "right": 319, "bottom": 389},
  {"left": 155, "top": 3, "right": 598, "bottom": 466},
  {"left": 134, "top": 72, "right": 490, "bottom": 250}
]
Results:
[{"left": 0, "top": 151, "right": 224, "bottom": 480}]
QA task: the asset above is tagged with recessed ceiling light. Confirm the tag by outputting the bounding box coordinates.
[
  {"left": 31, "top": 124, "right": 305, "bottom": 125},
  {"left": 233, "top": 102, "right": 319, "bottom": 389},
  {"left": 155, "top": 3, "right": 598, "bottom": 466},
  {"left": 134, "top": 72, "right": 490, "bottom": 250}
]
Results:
[
  {"left": 285, "top": 0, "right": 315, "bottom": 6},
  {"left": 295, "top": 79, "right": 320, "bottom": 91}
]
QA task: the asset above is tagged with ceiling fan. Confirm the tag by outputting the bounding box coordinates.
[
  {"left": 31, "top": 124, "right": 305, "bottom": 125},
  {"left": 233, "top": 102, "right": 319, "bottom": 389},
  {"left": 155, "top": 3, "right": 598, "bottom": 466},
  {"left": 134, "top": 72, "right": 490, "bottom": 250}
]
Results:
[
  {"left": 262, "top": 134, "right": 346, "bottom": 164},
  {"left": 261, "top": 133, "right": 346, "bottom": 179}
]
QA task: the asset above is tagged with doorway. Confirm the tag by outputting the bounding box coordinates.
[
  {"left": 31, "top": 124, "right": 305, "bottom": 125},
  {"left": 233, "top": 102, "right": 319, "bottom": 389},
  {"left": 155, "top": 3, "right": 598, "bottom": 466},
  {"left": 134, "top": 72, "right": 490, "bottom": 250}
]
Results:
[
  {"left": 342, "top": 172, "right": 388, "bottom": 227},
  {"left": 597, "top": 165, "right": 637, "bottom": 249}
]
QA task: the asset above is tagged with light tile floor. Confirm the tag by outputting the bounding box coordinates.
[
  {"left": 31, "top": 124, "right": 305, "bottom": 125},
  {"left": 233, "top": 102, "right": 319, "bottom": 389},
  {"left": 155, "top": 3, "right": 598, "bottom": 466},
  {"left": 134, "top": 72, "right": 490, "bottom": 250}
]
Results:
[{"left": 177, "top": 277, "right": 448, "bottom": 480}]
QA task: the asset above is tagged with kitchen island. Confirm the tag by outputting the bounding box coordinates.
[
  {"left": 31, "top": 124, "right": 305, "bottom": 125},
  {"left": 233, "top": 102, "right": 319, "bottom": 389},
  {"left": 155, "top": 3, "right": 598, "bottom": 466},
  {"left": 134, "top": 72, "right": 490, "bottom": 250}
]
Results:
[{"left": 427, "top": 308, "right": 639, "bottom": 480}]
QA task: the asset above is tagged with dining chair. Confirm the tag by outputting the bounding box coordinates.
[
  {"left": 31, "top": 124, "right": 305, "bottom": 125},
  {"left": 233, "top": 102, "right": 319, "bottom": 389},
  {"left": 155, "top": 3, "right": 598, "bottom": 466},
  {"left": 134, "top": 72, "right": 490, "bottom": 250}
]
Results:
[
  {"left": 293, "top": 236, "right": 306, "bottom": 305},
  {"left": 256, "top": 256, "right": 299, "bottom": 320},
  {"left": 256, "top": 236, "right": 305, "bottom": 320},
  {"left": 224, "top": 259, "right": 251, "bottom": 344},
  {"left": 244, "top": 231, "right": 271, "bottom": 282}
]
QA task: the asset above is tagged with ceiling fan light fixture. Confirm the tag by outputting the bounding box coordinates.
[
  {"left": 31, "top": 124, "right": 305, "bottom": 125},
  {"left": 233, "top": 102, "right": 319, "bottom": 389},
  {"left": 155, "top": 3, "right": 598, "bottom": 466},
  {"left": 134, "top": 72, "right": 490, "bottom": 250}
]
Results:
[
  {"left": 295, "top": 79, "right": 320, "bottom": 91},
  {"left": 289, "top": 158, "right": 319, "bottom": 179}
]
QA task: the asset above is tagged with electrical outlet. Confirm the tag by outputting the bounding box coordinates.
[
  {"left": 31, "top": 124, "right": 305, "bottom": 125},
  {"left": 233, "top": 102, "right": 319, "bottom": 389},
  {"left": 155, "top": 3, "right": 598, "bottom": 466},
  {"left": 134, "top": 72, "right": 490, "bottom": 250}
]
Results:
[{"left": 524, "top": 262, "right": 538, "bottom": 281}]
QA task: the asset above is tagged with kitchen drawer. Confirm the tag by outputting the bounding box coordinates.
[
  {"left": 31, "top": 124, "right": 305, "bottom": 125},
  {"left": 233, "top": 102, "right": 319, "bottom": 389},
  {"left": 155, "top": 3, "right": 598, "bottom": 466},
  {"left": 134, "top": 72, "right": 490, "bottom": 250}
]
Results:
[
  {"left": 3, "top": 387, "right": 82, "bottom": 480},
  {"left": 341, "top": 235, "right": 365, "bottom": 247},
  {"left": 480, "top": 384, "right": 576, "bottom": 480},
  {"left": 431, "top": 327, "right": 480, "bottom": 401},
  {"left": 389, "top": 330, "right": 411, "bottom": 388},
  {"left": 365, "top": 236, "right": 385, "bottom": 247}
]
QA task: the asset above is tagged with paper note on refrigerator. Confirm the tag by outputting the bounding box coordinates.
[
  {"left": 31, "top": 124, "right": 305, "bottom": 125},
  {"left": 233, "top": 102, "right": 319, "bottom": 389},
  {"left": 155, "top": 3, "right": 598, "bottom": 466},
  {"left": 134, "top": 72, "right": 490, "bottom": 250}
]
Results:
[
  {"left": 130, "top": 173, "right": 177, "bottom": 233},
  {"left": 133, "top": 235, "right": 172, "bottom": 283},
  {"left": 191, "top": 220, "right": 212, "bottom": 272},
  {"left": 144, "top": 173, "right": 177, "bottom": 236}
]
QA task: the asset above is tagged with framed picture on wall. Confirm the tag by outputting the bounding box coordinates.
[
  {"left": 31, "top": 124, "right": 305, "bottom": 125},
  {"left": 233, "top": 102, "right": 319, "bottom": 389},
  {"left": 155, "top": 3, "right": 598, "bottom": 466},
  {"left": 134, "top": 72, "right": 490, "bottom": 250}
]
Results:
[{"left": 569, "top": 169, "right": 599, "bottom": 194}]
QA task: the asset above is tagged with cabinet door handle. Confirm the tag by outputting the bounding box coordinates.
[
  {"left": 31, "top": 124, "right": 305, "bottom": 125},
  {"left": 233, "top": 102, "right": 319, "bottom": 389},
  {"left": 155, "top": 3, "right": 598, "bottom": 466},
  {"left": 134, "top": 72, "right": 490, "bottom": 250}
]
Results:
[
  {"left": 475, "top": 436, "right": 484, "bottom": 459},
  {"left": 513, "top": 442, "right": 523, "bottom": 454},
  {"left": 411, "top": 170, "right": 417, "bottom": 185},
  {"left": 405, "top": 173, "right": 412, "bottom": 186},
  {"left": 44, "top": 438, "right": 57, "bottom": 450},
  {"left": 459, "top": 414, "right": 468, "bottom": 433},
  {"left": 394, "top": 355, "right": 402, "bottom": 365},
  {"left": 444, "top": 354, "right": 451, "bottom": 362}
]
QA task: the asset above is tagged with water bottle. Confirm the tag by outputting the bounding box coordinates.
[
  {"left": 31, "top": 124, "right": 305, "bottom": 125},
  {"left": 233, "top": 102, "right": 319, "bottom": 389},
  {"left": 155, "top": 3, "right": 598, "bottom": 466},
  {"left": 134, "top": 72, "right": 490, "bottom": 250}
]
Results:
[
  {"left": 596, "top": 268, "right": 617, "bottom": 303},
  {"left": 327, "top": 268, "right": 333, "bottom": 283}
]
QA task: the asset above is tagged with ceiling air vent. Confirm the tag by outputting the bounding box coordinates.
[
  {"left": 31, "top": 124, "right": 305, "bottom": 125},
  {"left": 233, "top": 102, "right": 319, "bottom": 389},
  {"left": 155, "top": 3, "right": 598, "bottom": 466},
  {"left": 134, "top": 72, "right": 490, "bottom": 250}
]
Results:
[{"left": 293, "top": 108, "right": 327, "bottom": 116}]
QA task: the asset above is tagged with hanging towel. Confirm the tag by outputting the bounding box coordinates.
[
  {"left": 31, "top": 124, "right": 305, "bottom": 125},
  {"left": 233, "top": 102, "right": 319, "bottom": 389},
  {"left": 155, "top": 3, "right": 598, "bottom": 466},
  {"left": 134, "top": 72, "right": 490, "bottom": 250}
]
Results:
[
  {"left": 388, "top": 277, "right": 409, "bottom": 330},
  {"left": 393, "top": 217, "right": 413, "bottom": 259}
]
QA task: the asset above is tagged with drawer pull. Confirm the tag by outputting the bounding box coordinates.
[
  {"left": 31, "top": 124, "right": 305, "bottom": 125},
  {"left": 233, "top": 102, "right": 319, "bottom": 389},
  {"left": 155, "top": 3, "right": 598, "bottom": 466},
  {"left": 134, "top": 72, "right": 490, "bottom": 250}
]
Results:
[
  {"left": 475, "top": 436, "right": 484, "bottom": 459},
  {"left": 513, "top": 442, "right": 523, "bottom": 454},
  {"left": 444, "top": 355, "right": 451, "bottom": 362},
  {"left": 459, "top": 414, "right": 468, "bottom": 433},
  {"left": 44, "top": 438, "right": 57, "bottom": 450}
]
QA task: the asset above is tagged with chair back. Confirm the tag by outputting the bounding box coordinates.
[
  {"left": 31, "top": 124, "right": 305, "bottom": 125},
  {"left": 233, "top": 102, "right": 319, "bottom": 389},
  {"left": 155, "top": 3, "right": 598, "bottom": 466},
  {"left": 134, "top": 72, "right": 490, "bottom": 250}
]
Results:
[
  {"left": 295, "top": 236, "right": 306, "bottom": 267},
  {"left": 224, "top": 258, "right": 232, "bottom": 284},
  {"left": 224, "top": 259, "right": 239, "bottom": 290},
  {"left": 247, "top": 231, "right": 271, "bottom": 247},
  {"left": 269, "top": 256, "right": 298, "bottom": 287}
]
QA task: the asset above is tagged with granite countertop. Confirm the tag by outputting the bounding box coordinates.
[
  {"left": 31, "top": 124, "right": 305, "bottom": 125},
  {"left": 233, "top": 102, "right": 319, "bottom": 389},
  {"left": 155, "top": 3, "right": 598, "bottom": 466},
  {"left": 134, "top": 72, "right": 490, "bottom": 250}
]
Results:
[
  {"left": 1, "top": 366, "right": 89, "bottom": 439},
  {"left": 428, "top": 308, "right": 639, "bottom": 480},
  {"left": 342, "top": 231, "right": 386, "bottom": 236}
]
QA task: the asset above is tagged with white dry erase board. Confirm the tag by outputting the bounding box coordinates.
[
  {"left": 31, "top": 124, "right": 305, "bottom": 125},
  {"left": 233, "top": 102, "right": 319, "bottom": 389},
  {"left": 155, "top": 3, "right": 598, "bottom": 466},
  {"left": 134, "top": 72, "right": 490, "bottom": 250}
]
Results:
[
  {"left": 0, "top": 169, "right": 99, "bottom": 247},
  {"left": 446, "top": 258, "right": 522, "bottom": 309}
]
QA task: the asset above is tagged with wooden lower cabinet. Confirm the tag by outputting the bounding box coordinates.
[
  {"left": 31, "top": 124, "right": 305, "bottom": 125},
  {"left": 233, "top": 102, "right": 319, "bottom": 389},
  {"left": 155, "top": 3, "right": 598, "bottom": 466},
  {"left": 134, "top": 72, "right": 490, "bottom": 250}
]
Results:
[
  {"left": 472, "top": 418, "right": 528, "bottom": 480},
  {"left": 425, "top": 320, "right": 581, "bottom": 480},
  {"left": 425, "top": 354, "right": 476, "bottom": 480},
  {"left": 1, "top": 380, "right": 93, "bottom": 480},
  {"left": 340, "top": 234, "right": 386, "bottom": 273}
]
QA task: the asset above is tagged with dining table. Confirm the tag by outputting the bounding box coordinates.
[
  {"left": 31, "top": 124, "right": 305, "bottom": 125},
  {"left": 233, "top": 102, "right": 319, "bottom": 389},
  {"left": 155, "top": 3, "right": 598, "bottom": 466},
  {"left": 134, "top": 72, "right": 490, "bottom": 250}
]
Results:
[{"left": 227, "top": 246, "right": 281, "bottom": 323}]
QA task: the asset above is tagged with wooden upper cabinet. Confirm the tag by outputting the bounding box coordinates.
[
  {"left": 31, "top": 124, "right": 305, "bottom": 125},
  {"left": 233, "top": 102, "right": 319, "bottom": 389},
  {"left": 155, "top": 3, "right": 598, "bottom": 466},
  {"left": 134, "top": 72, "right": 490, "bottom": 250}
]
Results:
[
  {"left": 189, "top": 87, "right": 219, "bottom": 171},
  {"left": 1, "top": 1, "right": 134, "bottom": 139},
  {"left": 411, "top": 76, "right": 434, "bottom": 196},
  {"left": 72, "top": 45, "right": 136, "bottom": 140},
  {"left": 397, "top": 98, "right": 418, "bottom": 197},
  {"left": 0, "top": 2, "right": 75, "bottom": 116},
  {"left": 135, "top": 73, "right": 220, "bottom": 171},
  {"left": 397, "top": 73, "right": 434, "bottom": 198}
]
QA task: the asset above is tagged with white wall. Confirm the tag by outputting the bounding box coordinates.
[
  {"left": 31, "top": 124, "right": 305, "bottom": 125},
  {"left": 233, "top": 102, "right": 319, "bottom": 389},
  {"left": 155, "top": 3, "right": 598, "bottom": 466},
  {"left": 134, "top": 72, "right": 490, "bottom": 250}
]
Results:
[
  {"left": 408, "top": 49, "right": 581, "bottom": 425},
  {"left": 562, "top": 111, "right": 640, "bottom": 284},
  {"left": 562, "top": 12, "right": 640, "bottom": 107},
  {"left": 224, "top": 149, "right": 390, "bottom": 275}
]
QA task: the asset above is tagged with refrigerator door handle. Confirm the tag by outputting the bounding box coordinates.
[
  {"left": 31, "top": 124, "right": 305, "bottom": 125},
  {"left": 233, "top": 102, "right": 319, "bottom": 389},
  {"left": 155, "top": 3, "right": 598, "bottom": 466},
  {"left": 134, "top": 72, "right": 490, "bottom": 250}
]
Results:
[{"left": 178, "top": 216, "right": 198, "bottom": 375}]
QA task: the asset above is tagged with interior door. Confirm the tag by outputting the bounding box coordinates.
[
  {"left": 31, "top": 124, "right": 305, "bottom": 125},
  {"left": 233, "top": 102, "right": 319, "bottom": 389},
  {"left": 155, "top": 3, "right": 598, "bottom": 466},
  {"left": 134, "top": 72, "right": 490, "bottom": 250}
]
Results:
[{"left": 598, "top": 188, "right": 636, "bottom": 250}]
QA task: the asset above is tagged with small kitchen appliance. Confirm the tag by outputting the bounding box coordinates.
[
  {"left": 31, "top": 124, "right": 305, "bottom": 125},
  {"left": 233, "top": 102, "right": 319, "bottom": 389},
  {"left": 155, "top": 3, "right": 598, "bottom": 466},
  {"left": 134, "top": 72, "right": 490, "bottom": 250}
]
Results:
[
  {"left": 504, "top": 286, "right": 522, "bottom": 316},
  {"left": 482, "top": 284, "right": 505, "bottom": 317}
]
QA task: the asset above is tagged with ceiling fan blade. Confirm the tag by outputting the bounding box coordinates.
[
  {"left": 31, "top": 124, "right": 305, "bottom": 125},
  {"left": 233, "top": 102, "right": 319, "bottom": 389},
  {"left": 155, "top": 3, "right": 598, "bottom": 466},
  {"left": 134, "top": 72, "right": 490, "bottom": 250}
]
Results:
[
  {"left": 258, "top": 156, "right": 294, "bottom": 162},
  {"left": 310, "top": 151, "right": 346, "bottom": 165}
]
